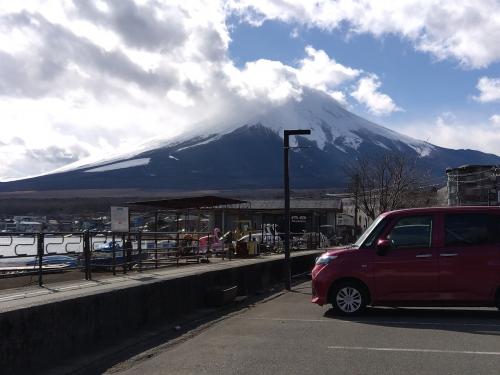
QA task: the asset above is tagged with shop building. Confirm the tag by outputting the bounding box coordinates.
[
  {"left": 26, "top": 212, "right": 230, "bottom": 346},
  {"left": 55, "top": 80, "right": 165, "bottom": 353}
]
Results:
[{"left": 212, "top": 199, "right": 341, "bottom": 236}]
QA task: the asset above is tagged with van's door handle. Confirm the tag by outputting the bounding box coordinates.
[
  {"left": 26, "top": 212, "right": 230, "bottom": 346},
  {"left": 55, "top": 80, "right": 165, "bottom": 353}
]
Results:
[
  {"left": 440, "top": 252, "right": 458, "bottom": 257},
  {"left": 416, "top": 253, "right": 432, "bottom": 258}
]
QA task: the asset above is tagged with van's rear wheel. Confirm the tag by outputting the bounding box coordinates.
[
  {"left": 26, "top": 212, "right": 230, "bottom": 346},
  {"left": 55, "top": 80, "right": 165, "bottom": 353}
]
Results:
[{"left": 331, "top": 282, "right": 367, "bottom": 316}]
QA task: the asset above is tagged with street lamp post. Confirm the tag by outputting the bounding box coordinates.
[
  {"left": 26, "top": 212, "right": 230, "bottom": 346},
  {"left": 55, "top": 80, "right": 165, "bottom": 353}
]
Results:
[{"left": 284, "top": 129, "right": 311, "bottom": 291}]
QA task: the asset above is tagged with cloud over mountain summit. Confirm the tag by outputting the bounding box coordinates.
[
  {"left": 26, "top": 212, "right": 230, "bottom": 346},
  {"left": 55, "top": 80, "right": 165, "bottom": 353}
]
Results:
[{"left": 1, "top": 1, "right": 500, "bottom": 180}]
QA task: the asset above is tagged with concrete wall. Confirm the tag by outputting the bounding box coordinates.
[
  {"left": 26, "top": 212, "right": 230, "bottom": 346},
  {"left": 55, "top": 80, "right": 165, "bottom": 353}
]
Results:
[{"left": 0, "top": 252, "right": 318, "bottom": 374}]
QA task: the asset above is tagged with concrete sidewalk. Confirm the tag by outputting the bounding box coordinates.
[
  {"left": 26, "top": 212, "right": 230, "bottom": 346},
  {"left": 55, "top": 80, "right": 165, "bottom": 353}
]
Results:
[
  {"left": 0, "top": 250, "right": 321, "bottom": 314},
  {"left": 1, "top": 250, "right": 322, "bottom": 374},
  {"left": 110, "top": 281, "right": 500, "bottom": 375}
]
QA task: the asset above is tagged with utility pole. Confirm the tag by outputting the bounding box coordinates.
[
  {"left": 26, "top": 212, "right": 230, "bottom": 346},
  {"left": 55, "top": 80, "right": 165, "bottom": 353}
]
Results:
[
  {"left": 353, "top": 174, "right": 359, "bottom": 237},
  {"left": 284, "top": 129, "right": 311, "bottom": 291}
]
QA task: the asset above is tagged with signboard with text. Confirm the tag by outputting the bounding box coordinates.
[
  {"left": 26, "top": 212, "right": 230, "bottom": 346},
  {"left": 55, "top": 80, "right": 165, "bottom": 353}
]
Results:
[
  {"left": 291, "top": 215, "right": 307, "bottom": 223},
  {"left": 111, "top": 206, "right": 129, "bottom": 232}
]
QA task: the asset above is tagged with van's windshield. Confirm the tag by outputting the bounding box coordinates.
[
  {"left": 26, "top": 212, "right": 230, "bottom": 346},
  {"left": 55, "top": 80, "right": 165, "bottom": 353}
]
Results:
[{"left": 352, "top": 215, "right": 387, "bottom": 248}]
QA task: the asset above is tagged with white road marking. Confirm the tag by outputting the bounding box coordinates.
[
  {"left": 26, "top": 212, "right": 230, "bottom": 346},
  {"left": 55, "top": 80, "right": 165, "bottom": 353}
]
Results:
[
  {"left": 328, "top": 346, "right": 500, "bottom": 356},
  {"left": 362, "top": 320, "right": 500, "bottom": 328},
  {"left": 242, "top": 317, "right": 500, "bottom": 328},
  {"left": 244, "top": 317, "right": 330, "bottom": 323}
]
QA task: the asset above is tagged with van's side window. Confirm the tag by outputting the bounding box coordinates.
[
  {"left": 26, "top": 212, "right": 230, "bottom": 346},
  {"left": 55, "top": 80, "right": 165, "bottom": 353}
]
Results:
[
  {"left": 387, "top": 216, "right": 432, "bottom": 248},
  {"left": 445, "top": 214, "right": 499, "bottom": 246}
]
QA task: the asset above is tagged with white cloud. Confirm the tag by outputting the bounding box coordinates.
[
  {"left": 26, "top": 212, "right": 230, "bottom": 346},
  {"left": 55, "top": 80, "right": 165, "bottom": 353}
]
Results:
[
  {"left": 0, "top": 1, "right": 233, "bottom": 180},
  {"left": 166, "top": 90, "right": 195, "bottom": 107},
  {"left": 474, "top": 77, "right": 500, "bottom": 103},
  {"left": 350, "top": 74, "right": 402, "bottom": 116},
  {"left": 225, "top": 45, "right": 364, "bottom": 106},
  {"left": 395, "top": 114, "right": 500, "bottom": 156},
  {"left": 225, "top": 59, "right": 302, "bottom": 103},
  {"left": 296, "top": 46, "right": 360, "bottom": 91},
  {"left": 0, "top": 92, "right": 188, "bottom": 180},
  {"left": 490, "top": 114, "right": 500, "bottom": 125},
  {"left": 329, "top": 91, "right": 348, "bottom": 106},
  {"left": 0, "top": 1, "right": 412, "bottom": 180},
  {"left": 228, "top": 0, "right": 500, "bottom": 69}
]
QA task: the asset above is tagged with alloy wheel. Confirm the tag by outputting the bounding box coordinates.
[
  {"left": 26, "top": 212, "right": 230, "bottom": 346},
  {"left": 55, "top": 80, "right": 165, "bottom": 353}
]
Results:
[{"left": 336, "top": 286, "right": 363, "bottom": 313}]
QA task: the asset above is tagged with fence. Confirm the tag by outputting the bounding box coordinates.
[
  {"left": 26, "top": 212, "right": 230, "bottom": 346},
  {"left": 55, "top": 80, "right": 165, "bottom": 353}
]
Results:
[{"left": 0, "top": 230, "right": 327, "bottom": 287}]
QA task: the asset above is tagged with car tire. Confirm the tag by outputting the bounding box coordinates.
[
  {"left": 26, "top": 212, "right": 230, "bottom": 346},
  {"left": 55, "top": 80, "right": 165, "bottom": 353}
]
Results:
[
  {"left": 496, "top": 290, "right": 500, "bottom": 311},
  {"left": 330, "top": 282, "right": 368, "bottom": 316}
]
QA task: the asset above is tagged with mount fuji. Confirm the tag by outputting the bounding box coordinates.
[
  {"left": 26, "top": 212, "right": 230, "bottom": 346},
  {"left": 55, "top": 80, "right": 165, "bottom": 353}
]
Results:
[{"left": 2, "top": 89, "right": 500, "bottom": 192}]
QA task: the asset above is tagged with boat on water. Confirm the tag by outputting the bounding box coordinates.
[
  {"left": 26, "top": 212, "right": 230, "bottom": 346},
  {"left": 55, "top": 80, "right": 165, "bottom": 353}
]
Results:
[
  {"left": 0, "top": 255, "right": 79, "bottom": 275},
  {"left": 90, "top": 241, "right": 147, "bottom": 270}
]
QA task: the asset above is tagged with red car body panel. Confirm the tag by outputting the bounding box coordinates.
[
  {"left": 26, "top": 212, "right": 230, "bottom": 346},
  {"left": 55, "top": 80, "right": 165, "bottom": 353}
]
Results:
[
  {"left": 312, "top": 206, "right": 500, "bottom": 308},
  {"left": 312, "top": 248, "right": 372, "bottom": 305}
]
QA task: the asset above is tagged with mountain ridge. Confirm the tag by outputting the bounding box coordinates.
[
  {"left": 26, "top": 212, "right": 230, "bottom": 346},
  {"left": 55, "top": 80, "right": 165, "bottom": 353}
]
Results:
[{"left": 2, "top": 89, "right": 500, "bottom": 192}]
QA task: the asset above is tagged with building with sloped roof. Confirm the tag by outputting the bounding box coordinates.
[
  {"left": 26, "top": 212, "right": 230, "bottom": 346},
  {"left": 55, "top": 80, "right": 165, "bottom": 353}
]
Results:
[
  {"left": 211, "top": 198, "right": 342, "bottom": 235},
  {"left": 446, "top": 165, "right": 500, "bottom": 206},
  {"left": 128, "top": 196, "right": 342, "bottom": 244}
]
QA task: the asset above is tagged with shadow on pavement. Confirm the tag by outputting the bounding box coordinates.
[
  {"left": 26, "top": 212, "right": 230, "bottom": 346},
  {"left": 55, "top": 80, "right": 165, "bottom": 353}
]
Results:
[
  {"left": 48, "top": 277, "right": 311, "bottom": 375},
  {"left": 323, "top": 306, "right": 500, "bottom": 336},
  {"left": 289, "top": 282, "right": 311, "bottom": 296}
]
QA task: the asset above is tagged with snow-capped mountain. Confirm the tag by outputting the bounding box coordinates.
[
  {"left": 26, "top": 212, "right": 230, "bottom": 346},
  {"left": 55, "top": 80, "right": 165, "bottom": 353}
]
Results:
[{"left": 2, "top": 89, "right": 500, "bottom": 192}]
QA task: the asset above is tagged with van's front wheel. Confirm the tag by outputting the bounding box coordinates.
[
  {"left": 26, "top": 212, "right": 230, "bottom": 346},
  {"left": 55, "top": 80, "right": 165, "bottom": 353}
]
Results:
[{"left": 331, "top": 282, "right": 367, "bottom": 316}]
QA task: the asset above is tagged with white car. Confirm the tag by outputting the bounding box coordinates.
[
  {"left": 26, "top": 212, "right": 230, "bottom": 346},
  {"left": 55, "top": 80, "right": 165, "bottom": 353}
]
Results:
[{"left": 237, "top": 232, "right": 282, "bottom": 245}]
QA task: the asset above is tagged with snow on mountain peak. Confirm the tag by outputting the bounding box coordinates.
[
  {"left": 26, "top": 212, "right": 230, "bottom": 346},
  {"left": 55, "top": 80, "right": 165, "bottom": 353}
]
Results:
[
  {"left": 225, "top": 89, "right": 433, "bottom": 154},
  {"left": 48, "top": 89, "right": 433, "bottom": 176}
]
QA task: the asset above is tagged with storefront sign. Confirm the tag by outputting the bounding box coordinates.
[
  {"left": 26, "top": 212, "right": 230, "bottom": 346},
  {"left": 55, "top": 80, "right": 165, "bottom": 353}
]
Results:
[{"left": 291, "top": 215, "right": 307, "bottom": 223}]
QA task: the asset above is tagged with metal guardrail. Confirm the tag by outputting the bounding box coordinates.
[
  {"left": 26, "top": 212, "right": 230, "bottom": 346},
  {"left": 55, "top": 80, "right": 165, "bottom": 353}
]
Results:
[{"left": 0, "top": 230, "right": 326, "bottom": 287}]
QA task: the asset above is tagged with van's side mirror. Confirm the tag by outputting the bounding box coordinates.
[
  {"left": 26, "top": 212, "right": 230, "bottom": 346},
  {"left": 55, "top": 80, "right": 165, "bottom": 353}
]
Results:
[{"left": 376, "top": 239, "right": 391, "bottom": 256}]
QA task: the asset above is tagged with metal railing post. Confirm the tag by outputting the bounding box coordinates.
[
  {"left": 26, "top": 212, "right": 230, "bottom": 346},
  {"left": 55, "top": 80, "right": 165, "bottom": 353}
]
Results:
[
  {"left": 83, "top": 231, "right": 91, "bottom": 280},
  {"left": 112, "top": 233, "right": 116, "bottom": 276},
  {"left": 122, "top": 233, "right": 127, "bottom": 275},
  {"left": 175, "top": 231, "right": 180, "bottom": 266},
  {"left": 155, "top": 232, "right": 160, "bottom": 269},
  {"left": 37, "top": 232, "right": 44, "bottom": 287},
  {"left": 137, "top": 231, "right": 142, "bottom": 273},
  {"left": 207, "top": 232, "right": 210, "bottom": 253}
]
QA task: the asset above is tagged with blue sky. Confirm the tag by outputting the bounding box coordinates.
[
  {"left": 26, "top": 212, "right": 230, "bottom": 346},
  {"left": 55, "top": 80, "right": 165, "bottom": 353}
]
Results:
[
  {"left": 1, "top": 1, "right": 500, "bottom": 180},
  {"left": 228, "top": 16, "right": 500, "bottom": 135}
]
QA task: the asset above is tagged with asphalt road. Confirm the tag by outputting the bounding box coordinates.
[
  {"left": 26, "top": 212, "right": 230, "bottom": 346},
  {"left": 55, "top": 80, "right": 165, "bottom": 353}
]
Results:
[{"left": 108, "top": 281, "right": 500, "bottom": 375}]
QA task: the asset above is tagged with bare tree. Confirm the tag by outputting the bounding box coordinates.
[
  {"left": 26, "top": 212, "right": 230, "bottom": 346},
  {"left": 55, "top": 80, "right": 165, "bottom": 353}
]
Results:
[{"left": 345, "top": 152, "right": 431, "bottom": 221}]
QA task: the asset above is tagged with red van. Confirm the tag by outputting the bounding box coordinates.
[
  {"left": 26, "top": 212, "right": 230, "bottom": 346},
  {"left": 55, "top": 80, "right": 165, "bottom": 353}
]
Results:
[{"left": 311, "top": 207, "right": 500, "bottom": 315}]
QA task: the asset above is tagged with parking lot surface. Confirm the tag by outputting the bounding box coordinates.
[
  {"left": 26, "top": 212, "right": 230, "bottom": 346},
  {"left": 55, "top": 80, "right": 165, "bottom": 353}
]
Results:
[{"left": 110, "top": 281, "right": 500, "bottom": 375}]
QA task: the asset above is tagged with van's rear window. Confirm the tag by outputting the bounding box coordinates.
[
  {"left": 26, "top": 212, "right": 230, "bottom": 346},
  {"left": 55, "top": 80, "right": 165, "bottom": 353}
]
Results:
[{"left": 445, "top": 213, "right": 500, "bottom": 246}]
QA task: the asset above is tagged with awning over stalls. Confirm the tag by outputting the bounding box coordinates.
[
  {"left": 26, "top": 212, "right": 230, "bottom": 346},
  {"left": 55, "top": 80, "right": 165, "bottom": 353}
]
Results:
[{"left": 127, "top": 195, "right": 247, "bottom": 210}]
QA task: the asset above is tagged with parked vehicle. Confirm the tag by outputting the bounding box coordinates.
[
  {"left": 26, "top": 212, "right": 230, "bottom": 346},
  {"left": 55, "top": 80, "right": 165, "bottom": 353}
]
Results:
[
  {"left": 311, "top": 206, "right": 500, "bottom": 315},
  {"left": 198, "top": 228, "right": 224, "bottom": 253},
  {"left": 237, "top": 232, "right": 281, "bottom": 245},
  {"left": 289, "top": 232, "right": 328, "bottom": 249},
  {"left": 0, "top": 255, "right": 78, "bottom": 269},
  {"left": 91, "top": 240, "right": 145, "bottom": 269},
  {"left": 95, "top": 241, "right": 122, "bottom": 251},
  {"left": 27, "top": 255, "right": 79, "bottom": 267},
  {"left": 237, "top": 224, "right": 282, "bottom": 247},
  {"left": 319, "top": 225, "right": 339, "bottom": 246}
]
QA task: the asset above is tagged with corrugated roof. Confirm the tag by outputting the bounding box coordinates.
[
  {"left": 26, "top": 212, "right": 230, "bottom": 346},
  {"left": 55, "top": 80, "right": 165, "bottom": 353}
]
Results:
[{"left": 221, "top": 199, "right": 341, "bottom": 211}]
